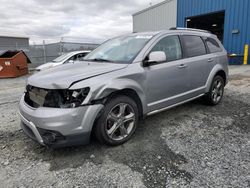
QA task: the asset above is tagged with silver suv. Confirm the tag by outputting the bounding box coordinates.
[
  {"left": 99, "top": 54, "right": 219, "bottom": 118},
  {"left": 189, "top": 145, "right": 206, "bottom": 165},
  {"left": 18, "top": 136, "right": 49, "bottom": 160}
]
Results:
[{"left": 19, "top": 28, "right": 228, "bottom": 147}]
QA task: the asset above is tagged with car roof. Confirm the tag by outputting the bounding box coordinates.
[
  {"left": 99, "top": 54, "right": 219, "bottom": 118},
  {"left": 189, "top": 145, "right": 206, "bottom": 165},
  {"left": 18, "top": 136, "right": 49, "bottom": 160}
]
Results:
[
  {"left": 131, "top": 29, "right": 216, "bottom": 38},
  {"left": 70, "top": 50, "right": 91, "bottom": 54},
  {"left": 130, "top": 31, "right": 162, "bottom": 36}
]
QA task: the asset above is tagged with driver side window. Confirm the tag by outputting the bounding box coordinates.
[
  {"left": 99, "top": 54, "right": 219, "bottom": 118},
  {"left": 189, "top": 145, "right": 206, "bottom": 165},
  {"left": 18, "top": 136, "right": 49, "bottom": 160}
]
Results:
[{"left": 151, "top": 35, "right": 182, "bottom": 62}]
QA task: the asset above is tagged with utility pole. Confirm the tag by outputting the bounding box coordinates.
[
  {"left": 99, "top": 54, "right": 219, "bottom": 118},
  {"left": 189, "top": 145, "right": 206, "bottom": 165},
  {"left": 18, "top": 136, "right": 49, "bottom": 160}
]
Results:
[
  {"left": 43, "top": 40, "right": 47, "bottom": 64},
  {"left": 60, "top": 37, "right": 64, "bottom": 55}
]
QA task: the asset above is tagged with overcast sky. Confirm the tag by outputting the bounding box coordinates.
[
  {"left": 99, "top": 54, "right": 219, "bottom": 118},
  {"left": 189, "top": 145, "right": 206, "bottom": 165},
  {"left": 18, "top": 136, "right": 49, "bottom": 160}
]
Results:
[{"left": 0, "top": 0, "right": 162, "bottom": 44}]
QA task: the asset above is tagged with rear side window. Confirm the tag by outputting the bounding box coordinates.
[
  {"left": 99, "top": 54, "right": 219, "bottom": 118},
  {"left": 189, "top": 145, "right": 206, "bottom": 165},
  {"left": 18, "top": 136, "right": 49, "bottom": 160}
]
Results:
[
  {"left": 182, "top": 35, "right": 207, "bottom": 58},
  {"left": 205, "top": 38, "right": 222, "bottom": 53},
  {"left": 77, "top": 53, "right": 88, "bottom": 61},
  {"left": 151, "top": 35, "right": 182, "bottom": 62}
]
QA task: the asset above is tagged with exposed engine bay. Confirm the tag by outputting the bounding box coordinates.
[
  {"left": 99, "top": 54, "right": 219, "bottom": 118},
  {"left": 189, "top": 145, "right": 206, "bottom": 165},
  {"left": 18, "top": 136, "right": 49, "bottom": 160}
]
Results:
[{"left": 24, "top": 85, "right": 90, "bottom": 108}]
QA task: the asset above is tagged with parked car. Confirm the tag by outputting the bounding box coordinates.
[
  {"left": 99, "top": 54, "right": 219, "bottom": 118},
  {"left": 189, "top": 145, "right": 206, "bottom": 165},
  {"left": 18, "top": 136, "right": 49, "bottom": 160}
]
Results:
[
  {"left": 35, "top": 50, "right": 91, "bottom": 71},
  {"left": 19, "top": 28, "right": 228, "bottom": 148}
]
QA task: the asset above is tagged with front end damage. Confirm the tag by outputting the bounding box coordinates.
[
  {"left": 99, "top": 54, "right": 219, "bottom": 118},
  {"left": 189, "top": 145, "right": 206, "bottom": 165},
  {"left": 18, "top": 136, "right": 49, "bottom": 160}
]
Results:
[
  {"left": 18, "top": 61, "right": 130, "bottom": 147},
  {"left": 24, "top": 85, "right": 90, "bottom": 109},
  {"left": 19, "top": 85, "right": 104, "bottom": 148}
]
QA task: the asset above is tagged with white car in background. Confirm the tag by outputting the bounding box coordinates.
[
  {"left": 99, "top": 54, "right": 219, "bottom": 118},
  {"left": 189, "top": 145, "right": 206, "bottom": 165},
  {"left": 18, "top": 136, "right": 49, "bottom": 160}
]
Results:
[{"left": 35, "top": 50, "right": 91, "bottom": 71}]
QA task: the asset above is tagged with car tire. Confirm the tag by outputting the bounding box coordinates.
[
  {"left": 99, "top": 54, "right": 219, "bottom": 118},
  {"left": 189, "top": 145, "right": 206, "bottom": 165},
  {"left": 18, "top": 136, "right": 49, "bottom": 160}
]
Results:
[
  {"left": 95, "top": 95, "right": 139, "bottom": 146},
  {"left": 204, "top": 75, "right": 225, "bottom": 106}
]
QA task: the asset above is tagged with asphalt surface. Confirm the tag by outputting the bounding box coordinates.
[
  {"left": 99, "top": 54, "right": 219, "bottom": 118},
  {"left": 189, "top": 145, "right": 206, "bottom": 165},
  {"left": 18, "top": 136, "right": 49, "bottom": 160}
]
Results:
[{"left": 0, "top": 66, "right": 250, "bottom": 187}]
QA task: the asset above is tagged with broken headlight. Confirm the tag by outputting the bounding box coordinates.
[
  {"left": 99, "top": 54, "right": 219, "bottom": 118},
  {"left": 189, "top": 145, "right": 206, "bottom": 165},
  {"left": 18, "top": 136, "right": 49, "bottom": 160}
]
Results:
[{"left": 43, "top": 87, "right": 90, "bottom": 108}]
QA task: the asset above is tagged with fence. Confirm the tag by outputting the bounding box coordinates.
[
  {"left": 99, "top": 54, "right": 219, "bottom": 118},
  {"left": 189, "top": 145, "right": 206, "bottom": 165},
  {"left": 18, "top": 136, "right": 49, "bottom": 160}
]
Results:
[
  {"left": 29, "top": 42, "right": 99, "bottom": 64},
  {"left": 0, "top": 41, "right": 100, "bottom": 65}
]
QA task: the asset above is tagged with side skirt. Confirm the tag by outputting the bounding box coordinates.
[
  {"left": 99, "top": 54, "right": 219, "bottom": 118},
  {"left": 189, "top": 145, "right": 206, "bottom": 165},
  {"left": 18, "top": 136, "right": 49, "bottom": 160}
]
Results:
[{"left": 147, "top": 94, "right": 204, "bottom": 116}]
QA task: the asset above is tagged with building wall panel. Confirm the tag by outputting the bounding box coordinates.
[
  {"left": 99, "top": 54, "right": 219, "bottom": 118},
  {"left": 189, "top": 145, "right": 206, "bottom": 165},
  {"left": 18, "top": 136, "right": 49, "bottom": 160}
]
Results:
[
  {"left": 133, "top": 0, "right": 177, "bottom": 32},
  {"left": 0, "top": 37, "right": 29, "bottom": 51},
  {"left": 177, "top": 0, "right": 250, "bottom": 55}
]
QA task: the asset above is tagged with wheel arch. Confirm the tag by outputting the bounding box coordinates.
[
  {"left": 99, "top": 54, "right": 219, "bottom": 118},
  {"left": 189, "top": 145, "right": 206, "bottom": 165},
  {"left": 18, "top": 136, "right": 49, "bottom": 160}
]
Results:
[
  {"left": 215, "top": 70, "right": 227, "bottom": 84},
  {"left": 104, "top": 88, "right": 144, "bottom": 119},
  {"left": 90, "top": 88, "right": 145, "bottom": 142},
  {"left": 205, "top": 65, "right": 227, "bottom": 93}
]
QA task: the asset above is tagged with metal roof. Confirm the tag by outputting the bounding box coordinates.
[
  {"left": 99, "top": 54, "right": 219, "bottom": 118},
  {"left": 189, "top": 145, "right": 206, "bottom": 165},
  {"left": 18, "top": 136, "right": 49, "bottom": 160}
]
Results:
[
  {"left": 133, "top": 0, "right": 175, "bottom": 16},
  {"left": 0, "top": 34, "right": 29, "bottom": 39}
]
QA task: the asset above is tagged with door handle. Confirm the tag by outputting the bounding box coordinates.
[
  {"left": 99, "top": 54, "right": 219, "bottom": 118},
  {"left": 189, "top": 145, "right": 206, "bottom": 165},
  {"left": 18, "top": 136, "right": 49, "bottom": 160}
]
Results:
[
  {"left": 208, "top": 58, "right": 214, "bottom": 62},
  {"left": 178, "top": 64, "right": 187, "bottom": 69}
]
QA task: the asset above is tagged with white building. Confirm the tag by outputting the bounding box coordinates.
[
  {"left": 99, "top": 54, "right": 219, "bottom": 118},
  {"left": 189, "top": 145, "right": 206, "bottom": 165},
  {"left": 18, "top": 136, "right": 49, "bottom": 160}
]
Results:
[
  {"left": 0, "top": 34, "right": 29, "bottom": 51},
  {"left": 132, "top": 0, "right": 177, "bottom": 33}
]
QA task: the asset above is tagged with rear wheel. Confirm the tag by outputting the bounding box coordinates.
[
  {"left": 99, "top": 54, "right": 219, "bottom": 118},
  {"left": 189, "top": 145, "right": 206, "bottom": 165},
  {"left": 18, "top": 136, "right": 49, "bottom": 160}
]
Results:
[
  {"left": 204, "top": 75, "right": 225, "bottom": 105},
  {"left": 95, "top": 95, "right": 139, "bottom": 146}
]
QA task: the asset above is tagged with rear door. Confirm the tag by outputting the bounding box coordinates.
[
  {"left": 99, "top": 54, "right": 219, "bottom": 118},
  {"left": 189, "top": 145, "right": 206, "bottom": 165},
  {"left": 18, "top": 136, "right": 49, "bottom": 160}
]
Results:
[
  {"left": 180, "top": 35, "right": 210, "bottom": 96},
  {"left": 204, "top": 37, "right": 224, "bottom": 74}
]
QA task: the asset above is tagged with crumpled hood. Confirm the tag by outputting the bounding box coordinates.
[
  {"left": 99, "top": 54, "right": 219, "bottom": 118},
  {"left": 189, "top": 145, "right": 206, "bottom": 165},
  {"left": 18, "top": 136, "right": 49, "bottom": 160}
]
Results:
[{"left": 28, "top": 62, "right": 128, "bottom": 89}]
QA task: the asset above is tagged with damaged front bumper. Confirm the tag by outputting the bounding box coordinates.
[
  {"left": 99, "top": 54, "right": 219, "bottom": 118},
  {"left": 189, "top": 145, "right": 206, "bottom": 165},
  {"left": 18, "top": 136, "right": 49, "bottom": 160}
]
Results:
[{"left": 19, "top": 95, "right": 104, "bottom": 148}]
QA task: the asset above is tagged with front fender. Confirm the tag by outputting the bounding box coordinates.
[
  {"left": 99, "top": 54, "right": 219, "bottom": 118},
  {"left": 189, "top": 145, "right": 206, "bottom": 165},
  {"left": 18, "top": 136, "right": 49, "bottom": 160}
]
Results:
[{"left": 93, "top": 78, "right": 147, "bottom": 114}]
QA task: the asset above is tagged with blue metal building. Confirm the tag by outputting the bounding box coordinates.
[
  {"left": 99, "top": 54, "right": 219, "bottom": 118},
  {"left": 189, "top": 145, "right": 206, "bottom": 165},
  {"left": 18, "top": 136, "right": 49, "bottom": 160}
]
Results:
[
  {"left": 133, "top": 0, "right": 250, "bottom": 64},
  {"left": 177, "top": 0, "right": 250, "bottom": 64}
]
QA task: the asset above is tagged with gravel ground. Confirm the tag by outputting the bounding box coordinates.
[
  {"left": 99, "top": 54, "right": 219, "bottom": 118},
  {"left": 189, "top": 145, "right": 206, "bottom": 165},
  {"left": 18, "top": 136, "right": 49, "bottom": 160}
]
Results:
[{"left": 0, "top": 66, "right": 249, "bottom": 188}]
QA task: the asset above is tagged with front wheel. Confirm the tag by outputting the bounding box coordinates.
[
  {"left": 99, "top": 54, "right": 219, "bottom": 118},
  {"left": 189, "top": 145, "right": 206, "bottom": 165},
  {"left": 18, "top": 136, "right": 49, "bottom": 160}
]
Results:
[
  {"left": 204, "top": 75, "right": 225, "bottom": 106},
  {"left": 95, "top": 95, "right": 139, "bottom": 146}
]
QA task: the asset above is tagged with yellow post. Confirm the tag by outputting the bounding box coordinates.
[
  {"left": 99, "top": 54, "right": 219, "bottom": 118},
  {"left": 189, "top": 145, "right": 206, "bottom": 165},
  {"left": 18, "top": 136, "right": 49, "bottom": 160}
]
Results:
[{"left": 243, "top": 44, "right": 249, "bottom": 65}]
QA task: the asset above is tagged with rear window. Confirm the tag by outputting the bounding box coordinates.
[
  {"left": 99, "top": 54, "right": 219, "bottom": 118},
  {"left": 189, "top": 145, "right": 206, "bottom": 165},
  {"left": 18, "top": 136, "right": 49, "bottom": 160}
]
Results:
[
  {"left": 182, "top": 35, "right": 207, "bottom": 58},
  {"left": 205, "top": 38, "right": 222, "bottom": 53}
]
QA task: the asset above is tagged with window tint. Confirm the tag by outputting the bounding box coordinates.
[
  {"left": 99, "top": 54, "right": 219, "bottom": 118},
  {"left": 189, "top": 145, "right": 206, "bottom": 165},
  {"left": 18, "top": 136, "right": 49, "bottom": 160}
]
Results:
[
  {"left": 182, "top": 35, "right": 206, "bottom": 58},
  {"left": 151, "top": 35, "right": 182, "bottom": 62},
  {"left": 205, "top": 38, "right": 222, "bottom": 53}
]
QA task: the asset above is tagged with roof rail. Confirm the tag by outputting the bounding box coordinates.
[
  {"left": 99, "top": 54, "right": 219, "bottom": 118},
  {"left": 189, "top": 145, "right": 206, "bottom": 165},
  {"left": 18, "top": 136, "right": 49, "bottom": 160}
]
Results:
[{"left": 169, "top": 27, "right": 211, "bottom": 34}]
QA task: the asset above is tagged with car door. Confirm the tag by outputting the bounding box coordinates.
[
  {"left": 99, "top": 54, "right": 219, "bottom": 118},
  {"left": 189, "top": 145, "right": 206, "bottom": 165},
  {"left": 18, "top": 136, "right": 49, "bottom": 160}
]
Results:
[
  {"left": 145, "top": 35, "right": 190, "bottom": 112},
  {"left": 204, "top": 37, "right": 224, "bottom": 75},
  {"left": 180, "top": 35, "right": 209, "bottom": 97}
]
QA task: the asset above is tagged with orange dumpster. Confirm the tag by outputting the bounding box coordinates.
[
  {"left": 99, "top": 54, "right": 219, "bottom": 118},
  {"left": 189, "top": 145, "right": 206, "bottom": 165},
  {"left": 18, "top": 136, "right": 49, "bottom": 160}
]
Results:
[{"left": 0, "top": 51, "right": 29, "bottom": 78}]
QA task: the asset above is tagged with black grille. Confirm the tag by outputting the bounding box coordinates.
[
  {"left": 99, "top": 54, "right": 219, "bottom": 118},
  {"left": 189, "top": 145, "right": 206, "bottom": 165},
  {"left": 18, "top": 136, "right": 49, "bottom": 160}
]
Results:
[
  {"left": 24, "top": 85, "right": 48, "bottom": 108},
  {"left": 37, "top": 127, "right": 65, "bottom": 144},
  {"left": 24, "top": 85, "right": 63, "bottom": 108},
  {"left": 24, "top": 85, "right": 89, "bottom": 108},
  {"left": 24, "top": 92, "right": 40, "bottom": 108}
]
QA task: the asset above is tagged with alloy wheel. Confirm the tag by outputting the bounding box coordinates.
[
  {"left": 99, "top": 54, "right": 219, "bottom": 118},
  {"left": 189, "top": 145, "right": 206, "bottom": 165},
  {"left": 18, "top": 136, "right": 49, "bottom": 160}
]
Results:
[
  {"left": 212, "top": 79, "right": 223, "bottom": 103},
  {"left": 105, "top": 103, "right": 135, "bottom": 141}
]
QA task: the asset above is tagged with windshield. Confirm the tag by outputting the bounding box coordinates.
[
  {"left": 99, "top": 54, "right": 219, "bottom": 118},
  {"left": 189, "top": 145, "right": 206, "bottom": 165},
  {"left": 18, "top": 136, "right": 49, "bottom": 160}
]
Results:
[
  {"left": 52, "top": 52, "right": 73, "bottom": 63},
  {"left": 84, "top": 35, "right": 153, "bottom": 64}
]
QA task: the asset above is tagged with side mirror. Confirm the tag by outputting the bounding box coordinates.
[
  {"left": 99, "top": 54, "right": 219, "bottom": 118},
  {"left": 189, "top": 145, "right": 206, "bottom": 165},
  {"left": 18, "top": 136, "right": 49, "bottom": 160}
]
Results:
[
  {"left": 68, "top": 60, "right": 74, "bottom": 64},
  {"left": 143, "top": 51, "right": 166, "bottom": 66}
]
